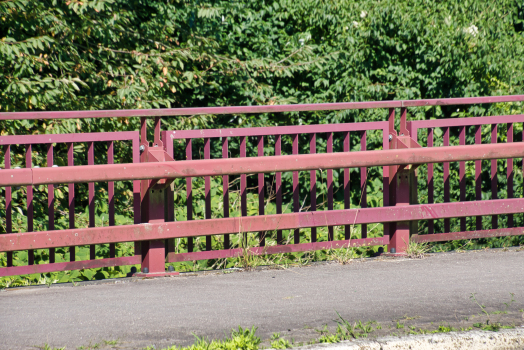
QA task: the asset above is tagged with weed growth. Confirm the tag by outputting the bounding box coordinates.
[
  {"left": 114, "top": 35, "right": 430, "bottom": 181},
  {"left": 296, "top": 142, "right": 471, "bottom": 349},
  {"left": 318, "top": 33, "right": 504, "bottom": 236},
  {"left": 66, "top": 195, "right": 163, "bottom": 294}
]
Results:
[
  {"left": 147, "top": 326, "right": 261, "bottom": 350},
  {"left": 405, "top": 240, "right": 430, "bottom": 259},
  {"left": 269, "top": 333, "right": 292, "bottom": 349},
  {"left": 470, "top": 293, "right": 516, "bottom": 331},
  {"left": 37, "top": 345, "right": 65, "bottom": 350}
]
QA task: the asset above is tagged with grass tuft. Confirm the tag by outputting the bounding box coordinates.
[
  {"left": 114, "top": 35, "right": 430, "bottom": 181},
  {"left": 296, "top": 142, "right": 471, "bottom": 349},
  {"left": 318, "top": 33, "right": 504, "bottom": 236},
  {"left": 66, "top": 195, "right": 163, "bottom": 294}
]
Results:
[
  {"left": 405, "top": 240, "right": 430, "bottom": 259},
  {"left": 149, "top": 326, "right": 260, "bottom": 350}
]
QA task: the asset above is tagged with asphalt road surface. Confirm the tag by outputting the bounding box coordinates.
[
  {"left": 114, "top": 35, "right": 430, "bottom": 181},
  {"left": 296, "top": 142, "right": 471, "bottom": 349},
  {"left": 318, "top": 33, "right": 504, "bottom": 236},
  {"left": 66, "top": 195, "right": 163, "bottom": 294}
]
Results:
[{"left": 1, "top": 249, "right": 524, "bottom": 349}]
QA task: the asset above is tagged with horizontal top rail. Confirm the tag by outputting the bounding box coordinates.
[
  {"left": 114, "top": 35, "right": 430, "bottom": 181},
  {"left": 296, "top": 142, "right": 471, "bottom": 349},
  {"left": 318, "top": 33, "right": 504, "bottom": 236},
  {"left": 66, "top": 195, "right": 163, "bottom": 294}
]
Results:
[
  {"left": 0, "top": 131, "right": 138, "bottom": 145},
  {"left": 410, "top": 114, "right": 524, "bottom": 129},
  {"left": 1, "top": 142, "right": 522, "bottom": 186},
  {"left": 167, "top": 121, "right": 387, "bottom": 139},
  {"left": 1, "top": 95, "right": 523, "bottom": 121}
]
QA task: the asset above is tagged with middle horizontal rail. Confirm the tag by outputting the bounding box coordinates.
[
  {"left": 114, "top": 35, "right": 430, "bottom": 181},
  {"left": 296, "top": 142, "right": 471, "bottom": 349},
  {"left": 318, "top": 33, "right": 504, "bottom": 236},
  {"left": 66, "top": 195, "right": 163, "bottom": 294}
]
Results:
[{"left": 1, "top": 142, "right": 522, "bottom": 186}]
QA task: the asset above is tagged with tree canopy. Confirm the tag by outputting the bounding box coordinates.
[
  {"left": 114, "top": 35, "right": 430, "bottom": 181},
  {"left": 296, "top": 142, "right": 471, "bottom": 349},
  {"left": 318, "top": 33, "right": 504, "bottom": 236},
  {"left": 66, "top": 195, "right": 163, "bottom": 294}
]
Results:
[{"left": 1, "top": 0, "right": 524, "bottom": 133}]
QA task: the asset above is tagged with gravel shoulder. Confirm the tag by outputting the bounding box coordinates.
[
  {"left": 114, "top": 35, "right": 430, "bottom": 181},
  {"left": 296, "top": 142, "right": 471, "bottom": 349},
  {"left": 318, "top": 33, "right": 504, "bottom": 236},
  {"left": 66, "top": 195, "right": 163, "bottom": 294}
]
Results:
[{"left": 293, "top": 328, "right": 524, "bottom": 350}]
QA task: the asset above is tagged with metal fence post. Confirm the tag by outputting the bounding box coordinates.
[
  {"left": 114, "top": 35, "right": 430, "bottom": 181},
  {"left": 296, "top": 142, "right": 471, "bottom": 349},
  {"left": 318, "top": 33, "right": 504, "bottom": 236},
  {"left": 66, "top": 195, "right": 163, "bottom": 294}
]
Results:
[
  {"left": 387, "top": 108, "right": 419, "bottom": 255},
  {"left": 136, "top": 117, "right": 178, "bottom": 276},
  {"left": 389, "top": 166, "right": 411, "bottom": 254}
]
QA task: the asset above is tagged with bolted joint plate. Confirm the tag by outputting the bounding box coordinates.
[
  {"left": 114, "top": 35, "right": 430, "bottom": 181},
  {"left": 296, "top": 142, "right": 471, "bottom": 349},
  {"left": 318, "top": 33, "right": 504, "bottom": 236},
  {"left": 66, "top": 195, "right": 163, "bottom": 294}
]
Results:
[
  {"left": 396, "top": 135, "right": 422, "bottom": 171},
  {"left": 146, "top": 147, "right": 176, "bottom": 190}
]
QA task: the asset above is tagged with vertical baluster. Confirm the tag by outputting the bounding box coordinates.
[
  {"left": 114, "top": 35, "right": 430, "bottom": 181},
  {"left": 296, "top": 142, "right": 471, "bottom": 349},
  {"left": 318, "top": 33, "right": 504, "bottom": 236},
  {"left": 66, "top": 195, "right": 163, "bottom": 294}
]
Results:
[
  {"left": 292, "top": 134, "right": 300, "bottom": 244},
  {"left": 327, "top": 132, "right": 333, "bottom": 241},
  {"left": 67, "top": 143, "right": 75, "bottom": 262},
  {"left": 475, "top": 125, "right": 482, "bottom": 230},
  {"left": 4, "top": 145, "right": 12, "bottom": 267},
  {"left": 408, "top": 122, "right": 419, "bottom": 239},
  {"left": 47, "top": 144, "right": 55, "bottom": 264},
  {"left": 360, "top": 131, "right": 367, "bottom": 239},
  {"left": 88, "top": 142, "right": 95, "bottom": 260},
  {"left": 222, "top": 137, "right": 230, "bottom": 249},
  {"left": 427, "top": 128, "right": 434, "bottom": 234},
  {"left": 46, "top": 144, "right": 55, "bottom": 263},
  {"left": 443, "top": 127, "right": 450, "bottom": 233},
  {"left": 164, "top": 132, "right": 175, "bottom": 223},
  {"left": 507, "top": 123, "right": 514, "bottom": 228},
  {"left": 132, "top": 135, "right": 141, "bottom": 260},
  {"left": 204, "top": 138, "right": 212, "bottom": 251},
  {"left": 240, "top": 136, "right": 247, "bottom": 246},
  {"left": 309, "top": 134, "right": 317, "bottom": 242},
  {"left": 108, "top": 141, "right": 115, "bottom": 258},
  {"left": 385, "top": 108, "right": 395, "bottom": 243},
  {"left": 276, "top": 135, "right": 283, "bottom": 245},
  {"left": 186, "top": 139, "right": 193, "bottom": 252},
  {"left": 343, "top": 132, "right": 351, "bottom": 239},
  {"left": 258, "top": 136, "right": 265, "bottom": 246},
  {"left": 25, "top": 145, "right": 34, "bottom": 265},
  {"left": 459, "top": 126, "right": 466, "bottom": 232},
  {"left": 163, "top": 131, "right": 175, "bottom": 257},
  {"left": 491, "top": 124, "right": 498, "bottom": 229}
]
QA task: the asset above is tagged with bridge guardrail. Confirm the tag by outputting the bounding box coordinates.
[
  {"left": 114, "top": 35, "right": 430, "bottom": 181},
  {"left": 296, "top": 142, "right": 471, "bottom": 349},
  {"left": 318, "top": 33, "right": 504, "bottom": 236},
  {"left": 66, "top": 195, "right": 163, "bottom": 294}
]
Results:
[{"left": 0, "top": 95, "right": 523, "bottom": 277}]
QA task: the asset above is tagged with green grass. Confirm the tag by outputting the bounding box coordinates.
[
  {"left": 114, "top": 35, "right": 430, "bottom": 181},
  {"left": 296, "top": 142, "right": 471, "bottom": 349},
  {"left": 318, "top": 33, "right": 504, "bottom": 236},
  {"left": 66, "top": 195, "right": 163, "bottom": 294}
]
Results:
[
  {"left": 144, "top": 327, "right": 261, "bottom": 350},
  {"left": 270, "top": 336, "right": 293, "bottom": 349},
  {"left": 38, "top": 345, "right": 65, "bottom": 350}
]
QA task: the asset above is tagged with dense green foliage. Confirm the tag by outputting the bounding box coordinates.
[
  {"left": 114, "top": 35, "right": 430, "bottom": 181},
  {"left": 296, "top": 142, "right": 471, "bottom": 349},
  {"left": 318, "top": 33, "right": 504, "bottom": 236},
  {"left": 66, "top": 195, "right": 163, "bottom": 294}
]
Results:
[
  {"left": 2, "top": 0, "right": 524, "bottom": 285},
  {"left": 2, "top": 0, "right": 524, "bottom": 117}
]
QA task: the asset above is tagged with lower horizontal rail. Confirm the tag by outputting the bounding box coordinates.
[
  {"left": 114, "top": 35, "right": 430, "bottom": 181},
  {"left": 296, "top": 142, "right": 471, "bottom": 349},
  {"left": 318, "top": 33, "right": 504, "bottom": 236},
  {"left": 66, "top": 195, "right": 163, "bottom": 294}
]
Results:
[
  {"left": 1, "top": 198, "right": 523, "bottom": 252},
  {"left": 412, "top": 227, "right": 524, "bottom": 243},
  {"left": 0, "top": 255, "right": 140, "bottom": 277},
  {"left": 167, "top": 237, "right": 388, "bottom": 262}
]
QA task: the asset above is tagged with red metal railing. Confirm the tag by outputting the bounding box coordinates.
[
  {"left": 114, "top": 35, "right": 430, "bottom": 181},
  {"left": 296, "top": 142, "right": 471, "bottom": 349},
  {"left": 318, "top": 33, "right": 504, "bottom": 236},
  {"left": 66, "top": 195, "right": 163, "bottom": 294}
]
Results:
[
  {"left": 0, "top": 132, "right": 141, "bottom": 276},
  {"left": 161, "top": 121, "right": 389, "bottom": 262},
  {"left": 409, "top": 114, "right": 524, "bottom": 243},
  {"left": 1, "top": 95, "right": 524, "bottom": 277}
]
